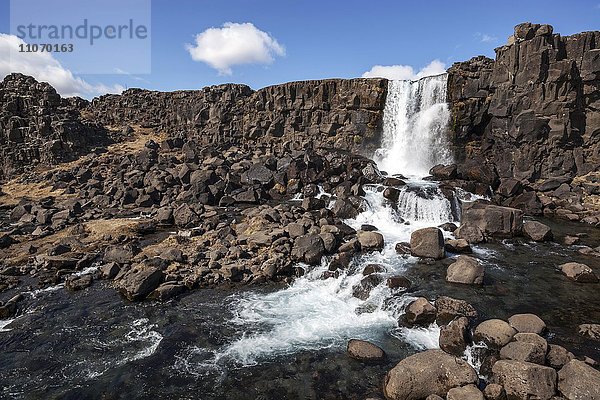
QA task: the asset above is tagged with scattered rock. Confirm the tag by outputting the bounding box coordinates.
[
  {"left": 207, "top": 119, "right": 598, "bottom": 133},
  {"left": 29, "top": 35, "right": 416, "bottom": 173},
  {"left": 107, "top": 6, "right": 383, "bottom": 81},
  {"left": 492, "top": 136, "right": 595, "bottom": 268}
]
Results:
[
  {"left": 383, "top": 349, "right": 478, "bottom": 400},
  {"left": 116, "top": 265, "right": 163, "bottom": 301},
  {"left": 410, "top": 227, "right": 445, "bottom": 259},
  {"left": 439, "top": 316, "right": 470, "bottom": 356},
  {"left": 404, "top": 297, "right": 436, "bottom": 326},
  {"left": 357, "top": 230, "right": 384, "bottom": 251},
  {"left": 578, "top": 323, "right": 600, "bottom": 340},
  {"left": 346, "top": 339, "right": 385, "bottom": 363},
  {"left": 446, "top": 384, "right": 484, "bottom": 400},
  {"left": 523, "top": 221, "right": 553, "bottom": 242},
  {"left": 492, "top": 360, "right": 557, "bottom": 400},
  {"left": 483, "top": 383, "right": 506, "bottom": 400},
  {"left": 508, "top": 313, "right": 546, "bottom": 334},
  {"left": 434, "top": 296, "right": 478, "bottom": 325},
  {"left": 445, "top": 239, "right": 472, "bottom": 253},
  {"left": 546, "top": 344, "right": 574, "bottom": 369},
  {"left": 474, "top": 319, "right": 517, "bottom": 348},
  {"left": 65, "top": 274, "right": 93, "bottom": 291},
  {"left": 446, "top": 255, "right": 484, "bottom": 285},
  {"left": 500, "top": 333, "right": 547, "bottom": 364},
  {"left": 558, "top": 360, "right": 600, "bottom": 400},
  {"left": 291, "top": 234, "right": 325, "bottom": 265},
  {"left": 559, "top": 262, "right": 599, "bottom": 283}
]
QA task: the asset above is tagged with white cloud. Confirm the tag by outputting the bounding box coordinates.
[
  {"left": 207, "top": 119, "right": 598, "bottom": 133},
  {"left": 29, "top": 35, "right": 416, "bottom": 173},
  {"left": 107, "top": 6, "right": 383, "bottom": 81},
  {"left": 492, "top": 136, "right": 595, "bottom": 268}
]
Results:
[
  {"left": 186, "top": 22, "right": 285, "bottom": 75},
  {"left": 0, "top": 34, "right": 124, "bottom": 98},
  {"left": 475, "top": 32, "right": 498, "bottom": 43},
  {"left": 362, "top": 60, "right": 447, "bottom": 81}
]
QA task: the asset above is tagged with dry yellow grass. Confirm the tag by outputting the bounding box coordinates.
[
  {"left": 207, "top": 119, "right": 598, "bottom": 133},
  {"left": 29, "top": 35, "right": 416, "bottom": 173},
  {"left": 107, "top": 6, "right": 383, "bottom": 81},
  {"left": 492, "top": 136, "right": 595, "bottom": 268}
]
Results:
[{"left": 0, "top": 126, "right": 165, "bottom": 207}]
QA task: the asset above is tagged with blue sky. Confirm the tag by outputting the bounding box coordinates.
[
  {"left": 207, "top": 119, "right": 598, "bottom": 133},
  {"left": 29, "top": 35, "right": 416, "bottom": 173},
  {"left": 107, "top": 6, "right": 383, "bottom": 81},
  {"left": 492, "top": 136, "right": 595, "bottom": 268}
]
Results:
[{"left": 0, "top": 0, "right": 599, "bottom": 97}]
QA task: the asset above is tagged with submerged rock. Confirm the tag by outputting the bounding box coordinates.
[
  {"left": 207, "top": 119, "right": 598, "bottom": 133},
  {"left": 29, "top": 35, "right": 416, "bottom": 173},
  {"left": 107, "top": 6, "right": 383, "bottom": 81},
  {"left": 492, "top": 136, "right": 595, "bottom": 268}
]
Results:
[
  {"left": 560, "top": 262, "right": 599, "bottom": 283},
  {"left": 383, "top": 349, "right": 478, "bottom": 400},
  {"left": 346, "top": 339, "right": 385, "bottom": 363},
  {"left": 523, "top": 221, "right": 553, "bottom": 242},
  {"left": 446, "top": 255, "right": 484, "bottom": 285}
]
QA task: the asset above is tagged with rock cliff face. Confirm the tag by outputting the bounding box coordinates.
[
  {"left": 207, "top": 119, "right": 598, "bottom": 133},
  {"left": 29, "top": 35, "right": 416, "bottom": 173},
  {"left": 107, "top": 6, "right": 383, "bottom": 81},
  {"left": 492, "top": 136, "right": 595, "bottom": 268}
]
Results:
[
  {"left": 0, "top": 74, "right": 109, "bottom": 180},
  {"left": 87, "top": 78, "right": 387, "bottom": 155},
  {"left": 447, "top": 23, "right": 600, "bottom": 222}
]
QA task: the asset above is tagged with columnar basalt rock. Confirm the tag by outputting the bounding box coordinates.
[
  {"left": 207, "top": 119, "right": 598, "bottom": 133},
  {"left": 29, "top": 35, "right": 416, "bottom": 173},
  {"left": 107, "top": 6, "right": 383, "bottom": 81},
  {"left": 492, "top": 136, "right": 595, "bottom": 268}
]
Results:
[
  {"left": 0, "top": 74, "right": 110, "bottom": 180},
  {"left": 447, "top": 23, "right": 600, "bottom": 223},
  {"left": 86, "top": 78, "right": 388, "bottom": 155}
]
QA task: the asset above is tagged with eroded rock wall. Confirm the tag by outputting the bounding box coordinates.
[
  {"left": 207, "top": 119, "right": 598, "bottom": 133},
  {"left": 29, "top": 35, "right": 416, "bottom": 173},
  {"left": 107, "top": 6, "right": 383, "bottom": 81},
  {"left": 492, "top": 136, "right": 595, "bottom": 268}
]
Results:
[
  {"left": 87, "top": 78, "right": 387, "bottom": 154},
  {"left": 447, "top": 23, "right": 600, "bottom": 222},
  {"left": 0, "top": 74, "right": 109, "bottom": 180}
]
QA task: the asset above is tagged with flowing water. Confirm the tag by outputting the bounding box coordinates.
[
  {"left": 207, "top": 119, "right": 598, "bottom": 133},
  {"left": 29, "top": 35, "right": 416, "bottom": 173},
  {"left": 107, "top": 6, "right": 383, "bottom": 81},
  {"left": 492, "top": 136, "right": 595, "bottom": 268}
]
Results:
[{"left": 1, "top": 76, "right": 599, "bottom": 399}]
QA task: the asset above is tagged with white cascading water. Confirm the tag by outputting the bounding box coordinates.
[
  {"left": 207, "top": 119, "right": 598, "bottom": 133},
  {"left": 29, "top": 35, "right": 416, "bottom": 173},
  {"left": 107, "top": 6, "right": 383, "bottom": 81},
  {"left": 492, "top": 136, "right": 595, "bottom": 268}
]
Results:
[
  {"left": 375, "top": 74, "right": 453, "bottom": 177},
  {"left": 179, "top": 74, "right": 456, "bottom": 372}
]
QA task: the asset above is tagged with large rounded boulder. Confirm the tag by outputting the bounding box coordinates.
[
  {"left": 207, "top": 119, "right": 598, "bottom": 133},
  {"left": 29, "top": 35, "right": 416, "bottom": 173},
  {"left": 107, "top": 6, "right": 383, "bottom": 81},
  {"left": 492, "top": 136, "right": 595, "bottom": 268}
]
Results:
[
  {"left": 410, "top": 227, "right": 445, "bottom": 259},
  {"left": 383, "top": 349, "right": 478, "bottom": 400}
]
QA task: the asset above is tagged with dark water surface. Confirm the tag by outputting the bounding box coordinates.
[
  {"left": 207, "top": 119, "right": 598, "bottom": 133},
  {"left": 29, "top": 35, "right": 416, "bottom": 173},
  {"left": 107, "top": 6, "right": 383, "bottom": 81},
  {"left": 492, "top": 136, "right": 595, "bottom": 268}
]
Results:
[{"left": 1, "top": 218, "right": 599, "bottom": 400}]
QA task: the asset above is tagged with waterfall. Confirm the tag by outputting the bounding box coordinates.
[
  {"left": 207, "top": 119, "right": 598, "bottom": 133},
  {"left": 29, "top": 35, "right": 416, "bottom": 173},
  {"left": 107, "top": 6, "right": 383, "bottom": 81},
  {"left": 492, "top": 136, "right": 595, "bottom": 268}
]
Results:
[
  {"left": 375, "top": 74, "right": 452, "bottom": 177},
  {"left": 189, "top": 75, "right": 456, "bottom": 370}
]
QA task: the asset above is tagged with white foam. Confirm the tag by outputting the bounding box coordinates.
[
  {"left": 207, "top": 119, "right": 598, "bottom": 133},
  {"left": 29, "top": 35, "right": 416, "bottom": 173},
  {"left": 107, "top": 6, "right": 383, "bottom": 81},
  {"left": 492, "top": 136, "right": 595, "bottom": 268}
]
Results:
[
  {"left": 391, "top": 324, "right": 441, "bottom": 350},
  {"left": 0, "top": 318, "right": 15, "bottom": 332}
]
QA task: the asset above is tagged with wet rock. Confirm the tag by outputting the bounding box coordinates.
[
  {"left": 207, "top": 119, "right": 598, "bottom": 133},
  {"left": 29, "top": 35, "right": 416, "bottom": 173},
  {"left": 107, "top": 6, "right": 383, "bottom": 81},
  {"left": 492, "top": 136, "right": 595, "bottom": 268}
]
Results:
[
  {"left": 546, "top": 344, "right": 574, "bottom": 369},
  {"left": 578, "top": 323, "right": 600, "bottom": 340},
  {"left": 100, "top": 262, "right": 120, "bottom": 279},
  {"left": 65, "top": 274, "right": 93, "bottom": 291},
  {"left": 523, "top": 221, "right": 553, "bottom": 242},
  {"left": 500, "top": 333, "right": 547, "bottom": 365},
  {"left": 383, "top": 187, "right": 400, "bottom": 201},
  {"left": 0, "top": 294, "right": 23, "bottom": 318},
  {"left": 383, "top": 349, "right": 478, "bottom": 400},
  {"left": 331, "top": 197, "right": 360, "bottom": 219},
  {"left": 116, "top": 265, "right": 163, "bottom": 301},
  {"left": 301, "top": 197, "right": 326, "bottom": 211},
  {"left": 386, "top": 275, "right": 411, "bottom": 290},
  {"left": 357, "top": 230, "right": 384, "bottom": 251},
  {"left": 460, "top": 202, "right": 523, "bottom": 238},
  {"left": 394, "top": 242, "right": 411, "bottom": 255},
  {"left": 563, "top": 235, "right": 580, "bottom": 246},
  {"left": 445, "top": 239, "right": 472, "bottom": 253},
  {"left": 430, "top": 164, "right": 458, "bottom": 180},
  {"left": 455, "top": 224, "right": 485, "bottom": 244},
  {"left": 148, "top": 282, "right": 186, "bottom": 301},
  {"left": 291, "top": 234, "right": 325, "bottom": 265},
  {"left": 439, "top": 316, "right": 470, "bottom": 356},
  {"left": 508, "top": 313, "right": 546, "bottom": 334},
  {"left": 446, "top": 255, "right": 484, "bottom": 285},
  {"left": 483, "top": 383, "right": 506, "bottom": 400},
  {"left": 474, "top": 319, "right": 517, "bottom": 348},
  {"left": 37, "top": 255, "right": 79, "bottom": 270},
  {"left": 493, "top": 360, "right": 557, "bottom": 400},
  {"left": 352, "top": 274, "right": 383, "bottom": 300},
  {"left": 559, "top": 262, "right": 599, "bottom": 283},
  {"left": 362, "top": 264, "right": 385, "bottom": 276},
  {"left": 346, "top": 339, "right": 385, "bottom": 363},
  {"left": 446, "top": 384, "right": 484, "bottom": 400},
  {"left": 404, "top": 297, "right": 436, "bottom": 326},
  {"left": 410, "top": 227, "right": 445, "bottom": 259},
  {"left": 439, "top": 222, "right": 458, "bottom": 232},
  {"left": 558, "top": 360, "right": 600, "bottom": 400},
  {"left": 434, "top": 296, "right": 478, "bottom": 326}
]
